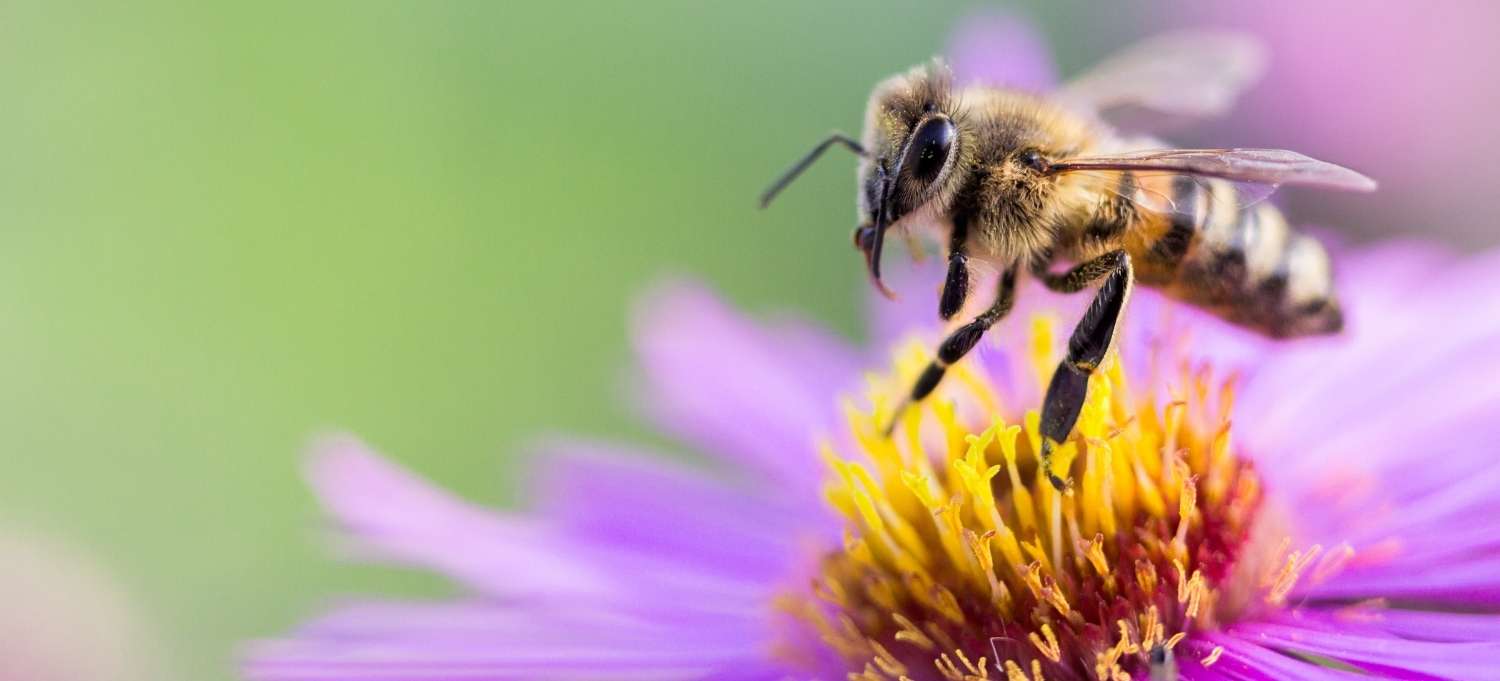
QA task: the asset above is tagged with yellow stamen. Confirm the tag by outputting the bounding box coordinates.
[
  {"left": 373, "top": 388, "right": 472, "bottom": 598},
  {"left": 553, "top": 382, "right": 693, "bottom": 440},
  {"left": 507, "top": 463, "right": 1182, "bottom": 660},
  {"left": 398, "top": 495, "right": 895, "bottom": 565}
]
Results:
[
  {"left": 1027, "top": 623, "right": 1062, "bottom": 663},
  {"left": 890, "top": 612, "right": 936, "bottom": 652},
  {"left": 1266, "top": 544, "right": 1323, "bottom": 606},
  {"left": 1083, "top": 533, "right": 1111, "bottom": 579},
  {"left": 1202, "top": 645, "right": 1225, "bottom": 667},
  {"left": 786, "top": 315, "right": 1271, "bottom": 679}
]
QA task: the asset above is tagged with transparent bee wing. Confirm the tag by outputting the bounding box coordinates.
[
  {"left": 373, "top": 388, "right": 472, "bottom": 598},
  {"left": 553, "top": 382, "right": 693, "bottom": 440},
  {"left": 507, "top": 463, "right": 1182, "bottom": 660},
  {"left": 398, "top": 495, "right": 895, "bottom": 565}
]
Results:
[
  {"left": 1058, "top": 30, "right": 1267, "bottom": 120},
  {"left": 959, "top": 255, "right": 1007, "bottom": 284},
  {"left": 1050, "top": 148, "right": 1377, "bottom": 192},
  {"left": 1064, "top": 169, "right": 1280, "bottom": 222}
]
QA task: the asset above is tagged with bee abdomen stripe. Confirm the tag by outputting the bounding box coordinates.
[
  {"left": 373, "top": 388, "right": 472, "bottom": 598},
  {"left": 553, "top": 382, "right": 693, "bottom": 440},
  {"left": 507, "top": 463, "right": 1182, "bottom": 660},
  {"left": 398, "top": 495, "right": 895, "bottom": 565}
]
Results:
[
  {"left": 1148, "top": 176, "right": 1200, "bottom": 265},
  {"left": 1243, "top": 204, "right": 1290, "bottom": 286},
  {"left": 1084, "top": 171, "right": 1136, "bottom": 241},
  {"left": 1167, "top": 193, "right": 1339, "bottom": 338}
]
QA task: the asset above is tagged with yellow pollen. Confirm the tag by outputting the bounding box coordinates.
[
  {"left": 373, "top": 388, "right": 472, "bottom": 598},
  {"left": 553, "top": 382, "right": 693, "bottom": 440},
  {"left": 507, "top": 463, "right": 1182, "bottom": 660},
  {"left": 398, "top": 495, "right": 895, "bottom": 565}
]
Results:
[
  {"left": 1265, "top": 542, "right": 1323, "bottom": 606},
  {"left": 1002, "top": 658, "right": 1045, "bottom": 681},
  {"left": 784, "top": 316, "right": 1279, "bottom": 679},
  {"left": 1311, "top": 543, "right": 1356, "bottom": 585},
  {"left": 1202, "top": 645, "right": 1225, "bottom": 667},
  {"left": 1027, "top": 624, "right": 1062, "bottom": 663},
  {"left": 1175, "top": 561, "right": 1210, "bottom": 619},
  {"left": 892, "top": 613, "right": 937, "bottom": 652},
  {"left": 1139, "top": 605, "right": 1163, "bottom": 650},
  {"left": 1082, "top": 533, "right": 1111, "bottom": 579}
]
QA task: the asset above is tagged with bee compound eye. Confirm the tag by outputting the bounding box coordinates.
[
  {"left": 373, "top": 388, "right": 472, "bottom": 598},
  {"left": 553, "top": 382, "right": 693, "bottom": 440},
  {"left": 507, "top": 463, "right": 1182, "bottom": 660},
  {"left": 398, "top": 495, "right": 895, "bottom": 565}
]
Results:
[{"left": 905, "top": 117, "right": 956, "bottom": 183}]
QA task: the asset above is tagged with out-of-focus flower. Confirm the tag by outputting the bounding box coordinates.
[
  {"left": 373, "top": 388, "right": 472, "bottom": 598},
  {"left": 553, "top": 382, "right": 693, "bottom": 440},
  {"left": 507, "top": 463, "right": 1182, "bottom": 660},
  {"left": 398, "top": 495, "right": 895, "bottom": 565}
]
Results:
[
  {"left": 246, "top": 15, "right": 1500, "bottom": 681},
  {"left": 946, "top": 9, "right": 1057, "bottom": 92},
  {"left": 0, "top": 527, "right": 159, "bottom": 681},
  {"left": 1167, "top": 1, "right": 1500, "bottom": 248},
  {"left": 246, "top": 241, "right": 1500, "bottom": 680}
]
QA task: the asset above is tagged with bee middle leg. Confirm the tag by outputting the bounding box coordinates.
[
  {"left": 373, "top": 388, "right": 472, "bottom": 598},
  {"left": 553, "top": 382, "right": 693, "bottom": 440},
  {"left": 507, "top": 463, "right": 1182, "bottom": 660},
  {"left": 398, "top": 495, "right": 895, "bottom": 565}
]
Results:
[
  {"left": 885, "top": 265, "right": 1018, "bottom": 436},
  {"left": 1036, "top": 250, "right": 1134, "bottom": 490}
]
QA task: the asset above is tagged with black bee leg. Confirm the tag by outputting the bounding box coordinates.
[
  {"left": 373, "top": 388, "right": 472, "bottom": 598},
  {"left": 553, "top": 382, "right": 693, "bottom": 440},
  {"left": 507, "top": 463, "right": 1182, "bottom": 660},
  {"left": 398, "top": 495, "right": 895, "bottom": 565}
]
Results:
[
  {"left": 1034, "top": 250, "right": 1130, "bottom": 293},
  {"left": 1038, "top": 251, "right": 1133, "bottom": 490},
  {"left": 939, "top": 219, "right": 970, "bottom": 320},
  {"left": 884, "top": 266, "right": 1018, "bottom": 436}
]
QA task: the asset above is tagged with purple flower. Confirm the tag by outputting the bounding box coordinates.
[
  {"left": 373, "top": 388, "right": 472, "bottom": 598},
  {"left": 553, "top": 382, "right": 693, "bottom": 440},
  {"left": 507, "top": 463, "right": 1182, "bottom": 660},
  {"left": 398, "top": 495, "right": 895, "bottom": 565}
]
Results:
[
  {"left": 245, "top": 242, "right": 1500, "bottom": 680},
  {"left": 946, "top": 9, "right": 1057, "bottom": 92},
  {"left": 246, "top": 17, "right": 1500, "bottom": 681}
]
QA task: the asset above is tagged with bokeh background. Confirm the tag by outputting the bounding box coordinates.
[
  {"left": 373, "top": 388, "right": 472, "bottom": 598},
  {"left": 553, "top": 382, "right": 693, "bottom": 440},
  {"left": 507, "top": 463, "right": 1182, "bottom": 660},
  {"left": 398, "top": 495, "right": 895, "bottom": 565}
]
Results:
[{"left": 2, "top": 1, "right": 1495, "bottom": 679}]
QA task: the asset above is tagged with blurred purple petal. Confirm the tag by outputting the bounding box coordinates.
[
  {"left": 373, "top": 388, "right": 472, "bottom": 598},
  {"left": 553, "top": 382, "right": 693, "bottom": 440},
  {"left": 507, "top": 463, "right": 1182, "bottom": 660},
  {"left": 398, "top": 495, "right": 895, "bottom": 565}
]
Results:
[
  {"left": 863, "top": 256, "right": 947, "bottom": 352},
  {"left": 631, "top": 280, "right": 858, "bottom": 495},
  {"left": 1189, "top": 634, "right": 1358, "bottom": 680},
  {"left": 1308, "top": 557, "right": 1500, "bottom": 605},
  {"left": 308, "top": 435, "right": 615, "bottom": 600},
  {"left": 1227, "top": 619, "right": 1500, "bottom": 679},
  {"left": 945, "top": 9, "right": 1057, "bottom": 90},
  {"left": 246, "top": 600, "right": 780, "bottom": 681},
  {"left": 1311, "top": 608, "right": 1500, "bottom": 643},
  {"left": 531, "top": 438, "right": 825, "bottom": 581},
  {"left": 761, "top": 314, "right": 866, "bottom": 395}
]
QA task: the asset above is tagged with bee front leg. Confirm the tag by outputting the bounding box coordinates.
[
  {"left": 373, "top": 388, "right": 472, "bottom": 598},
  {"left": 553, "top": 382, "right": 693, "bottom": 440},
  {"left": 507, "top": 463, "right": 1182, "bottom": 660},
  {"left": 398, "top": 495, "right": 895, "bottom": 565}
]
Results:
[
  {"left": 939, "top": 219, "right": 970, "bottom": 320},
  {"left": 1038, "top": 250, "right": 1133, "bottom": 490},
  {"left": 884, "top": 265, "right": 1018, "bottom": 437}
]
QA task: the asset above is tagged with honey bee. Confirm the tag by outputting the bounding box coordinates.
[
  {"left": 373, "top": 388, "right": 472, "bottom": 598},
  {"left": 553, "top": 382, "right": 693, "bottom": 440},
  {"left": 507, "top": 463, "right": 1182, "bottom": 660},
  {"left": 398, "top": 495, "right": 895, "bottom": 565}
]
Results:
[{"left": 760, "top": 32, "right": 1375, "bottom": 490}]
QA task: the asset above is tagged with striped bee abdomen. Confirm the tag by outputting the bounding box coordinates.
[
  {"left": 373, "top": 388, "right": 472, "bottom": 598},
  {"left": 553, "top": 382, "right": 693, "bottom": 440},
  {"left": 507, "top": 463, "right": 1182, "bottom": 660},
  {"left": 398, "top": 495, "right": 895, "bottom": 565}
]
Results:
[{"left": 1129, "top": 177, "right": 1343, "bottom": 338}]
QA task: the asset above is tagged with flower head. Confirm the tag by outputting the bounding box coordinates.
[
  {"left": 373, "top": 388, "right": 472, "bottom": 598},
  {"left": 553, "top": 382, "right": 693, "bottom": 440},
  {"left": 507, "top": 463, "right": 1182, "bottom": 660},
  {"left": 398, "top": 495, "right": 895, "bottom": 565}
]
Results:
[
  {"left": 247, "top": 243, "right": 1500, "bottom": 681},
  {"left": 246, "top": 16, "right": 1500, "bottom": 681},
  {"left": 791, "top": 328, "right": 1269, "bottom": 679}
]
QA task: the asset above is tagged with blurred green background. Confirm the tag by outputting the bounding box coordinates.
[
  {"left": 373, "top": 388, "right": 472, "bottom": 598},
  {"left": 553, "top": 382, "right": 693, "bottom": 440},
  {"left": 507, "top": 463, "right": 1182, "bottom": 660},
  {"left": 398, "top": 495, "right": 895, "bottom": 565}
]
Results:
[{"left": 1, "top": 2, "right": 1494, "bottom": 679}]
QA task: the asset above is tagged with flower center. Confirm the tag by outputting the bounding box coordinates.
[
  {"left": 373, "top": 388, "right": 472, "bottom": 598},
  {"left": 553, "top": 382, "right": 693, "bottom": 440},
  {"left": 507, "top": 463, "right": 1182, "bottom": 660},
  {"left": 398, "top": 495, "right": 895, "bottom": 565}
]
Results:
[{"left": 781, "top": 317, "right": 1301, "bottom": 680}]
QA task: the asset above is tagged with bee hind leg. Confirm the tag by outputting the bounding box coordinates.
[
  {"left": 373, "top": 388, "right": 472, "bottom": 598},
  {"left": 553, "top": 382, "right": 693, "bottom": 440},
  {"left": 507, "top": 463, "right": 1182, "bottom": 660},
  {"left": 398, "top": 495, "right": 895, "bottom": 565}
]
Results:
[
  {"left": 1038, "top": 251, "right": 1133, "bottom": 490},
  {"left": 1035, "top": 249, "right": 1130, "bottom": 293},
  {"left": 883, "top": 266, "right": 1018, "bottom": 437}
]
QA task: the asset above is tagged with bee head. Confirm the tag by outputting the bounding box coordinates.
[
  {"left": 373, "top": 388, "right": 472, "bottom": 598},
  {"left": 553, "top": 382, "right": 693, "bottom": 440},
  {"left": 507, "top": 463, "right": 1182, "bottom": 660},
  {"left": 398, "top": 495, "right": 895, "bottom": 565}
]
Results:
[
  {"left": 858, "top": 62, "right": 968, "bottom": 227},
  {"left": 854, "top": 62, "right": 972, "bottom": 295}
]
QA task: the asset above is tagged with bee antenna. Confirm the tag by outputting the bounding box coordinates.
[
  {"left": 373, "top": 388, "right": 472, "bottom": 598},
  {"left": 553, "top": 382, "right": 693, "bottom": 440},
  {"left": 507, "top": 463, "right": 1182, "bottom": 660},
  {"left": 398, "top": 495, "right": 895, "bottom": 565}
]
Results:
[{"left": 759, "top": 132, "right": 865, "bottom": 208}]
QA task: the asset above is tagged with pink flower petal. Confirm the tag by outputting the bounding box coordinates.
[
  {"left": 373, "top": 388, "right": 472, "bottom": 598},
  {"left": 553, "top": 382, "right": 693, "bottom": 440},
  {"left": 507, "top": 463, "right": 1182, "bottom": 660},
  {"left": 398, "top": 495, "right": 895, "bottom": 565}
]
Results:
[
  {"left": 945, "top": 9, "right": 1057, "bottom": 90},
  {"left": 631, "top": 281, "right": 858, "bottom": 495},
  {"left": 1191, "top": 633, "right": 1362, "bottom": 680},
  {"left": 311, "top": 437, "right": 777, "bottom": 610},
  {"left": 243, "top": 599, "right": 782, "bottom": 681},
  {"left": 530, "top": 438, "right": 828, "bottom": 581},
  {"left": 308, "top": 435, "right": 617, "bottom": 600},
  {"left": 1227, "top": 619, "right": 1500, "bottom": 679}
]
